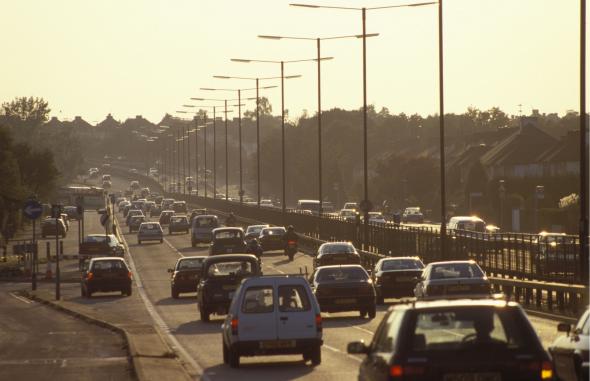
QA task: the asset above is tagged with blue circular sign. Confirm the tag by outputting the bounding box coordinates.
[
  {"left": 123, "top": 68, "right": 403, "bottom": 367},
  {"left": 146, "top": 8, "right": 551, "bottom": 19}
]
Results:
[{"left": 23, "top": 200, "right": 43, "bottom": 220}]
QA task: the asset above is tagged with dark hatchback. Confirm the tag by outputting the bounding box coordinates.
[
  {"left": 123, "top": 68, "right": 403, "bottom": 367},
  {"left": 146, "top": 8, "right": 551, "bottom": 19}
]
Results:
[
  {"left": 314, "top": 242, "right": 361, "bottom": 269},
  {"left": 311, "top": 264, "right": 376, "bottom": 318},
  {"left": 258, "top": 227, "right": 286, "bottom": 251},
  {"left": 81, "top": 257, "right": 132, "bottom": 297},
  {"left": 159, "top": 210, "right": 175, "bottom": 225},
  {"left": 189, "top": 208, "right": 209, "bottom": 223},
  {"left": 414, "top": 260, "right": 491, "bottom": 299},
  {"left": 128, "top": 215, "right": 146, "bottom": 233},
  {"left": 348, "top": 298, "right": 554, "bottom": 381},
  {"left": 168, "top": 215, "right": 190, "bottom": 234},
  {"left": 197, "top": 254, "right": 261, "bottom": 322},
  {"left": 209, "top": 227, "right": 247, "bottom": 255},
  {"left": 550, "top": 307, "right": 589, "bottom": 381},
  {"left": 169, "top": 256, "right": 206, "bottom": 298},
  {"left": 373, "top": 257, "right": 424, "bottom": 304}
]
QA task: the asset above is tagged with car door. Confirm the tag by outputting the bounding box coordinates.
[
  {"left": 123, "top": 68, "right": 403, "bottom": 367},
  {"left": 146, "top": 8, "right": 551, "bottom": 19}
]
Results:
[
  {"left": 276, "top": 283, "right": 317, "bottom": 341},
  {"left": 238, "top": 285, "right": 277, "bottom": 342},
  {"left": 360, "top": 310, "right": 396, "bottom": 381}
]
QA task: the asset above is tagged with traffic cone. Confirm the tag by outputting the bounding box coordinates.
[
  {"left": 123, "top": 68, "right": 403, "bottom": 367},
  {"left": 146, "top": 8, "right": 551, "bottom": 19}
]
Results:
[{"left": 45, "top": 261, "right": 53, "bottom": 280}]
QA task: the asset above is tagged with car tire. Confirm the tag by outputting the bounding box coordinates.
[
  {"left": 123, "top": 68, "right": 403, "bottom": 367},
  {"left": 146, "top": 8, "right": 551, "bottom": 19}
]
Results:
[
  {"left": 81, "top": 287, "right": 86, "bottom": 297},
  {"left": 302, "top": 351, "right": 311, "bottom": 362},
  {"left": 229, "top": 345, "right": 240, "bottom": 368},
  {"left": 222, "top": 339, "right": 229, "bottom": 364},
  {"left": 159, "top": 239, "right": 163, "bottom": 244},
  {"left": 171, "top": 288, "right": 179, "bottom": 299},
  {"left": 376, "top": 293, "right": 385, "bottom": 305},
  {"left": 86, "top": 289, "right": 92, "bottom": 298},
  {"left": 125, "top": 287, "right": 132, "bottom": 296},
  {"left": 310, "top": 345, "right": 321, "bottom": 366},
  {"left": 359, "top": 309, "right": 367, "bottom": 318},
  {"left": 200, "top": 305, "right": 210, "bottom": 322},
  {"left": 368, "top": 304, "right": 376, "bottom": 319}
]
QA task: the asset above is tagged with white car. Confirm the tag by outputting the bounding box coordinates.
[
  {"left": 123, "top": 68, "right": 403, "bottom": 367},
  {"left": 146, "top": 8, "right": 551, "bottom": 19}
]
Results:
[
  {"left": 368, "top": 212, "right": 387, "bottom": 224},
  {"left": 221, "top": 275, "right": 323, "bottom": 368}
]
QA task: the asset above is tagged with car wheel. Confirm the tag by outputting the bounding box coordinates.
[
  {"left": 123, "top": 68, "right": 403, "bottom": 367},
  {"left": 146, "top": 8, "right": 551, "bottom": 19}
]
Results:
[
  {"left": 125, "top": 287, "right": 132, "bottom": 296},
  {"left": 171, "top": 288, "right": 179, "bottom": 299},
  {"left": 359, "top": 309, "right": 367, "bottom": 318},
  {"left": 200, "top": 305, "right": 210, "bottom": 322},
  {"left": 376, "top": 293, "right": 385, "bottom": 305},
  {"left": 86, "top": 289, "right": 92, "bottom": 298},
  {"left": 368, "top": 304, "right": 376, "bottom": 319},
  {"left": 229, "top": 345, "right": 240, "bottom": 368},
  {"left": 310, "top": 345, "right": 321, "bottom": 366},
  {"left": 302, "top": 351, "right": 311, "bottom": 362},
  {"left": 159, "top": 239, "right": 163, "bottom": 244},
  {"left": 222, "top": 339, "right": 229, "bottom": 364},
  {"left": 81, "top": 287, "right": 86, "bottom": 297}
]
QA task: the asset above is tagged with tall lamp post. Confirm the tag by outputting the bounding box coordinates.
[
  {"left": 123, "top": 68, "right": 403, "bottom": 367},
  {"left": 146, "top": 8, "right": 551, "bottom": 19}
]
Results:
[
  {"left": 290, "top": 1, "right": 435, "bottom": 249},
  {"left": 231, "top": 57, "right": 326, "bottom": 216},
  {"left": 579, "top": 0, "right": 589, "bottom": 284},
  {"left": 201, "top": 86, "right": 276, "bottom": 204}
]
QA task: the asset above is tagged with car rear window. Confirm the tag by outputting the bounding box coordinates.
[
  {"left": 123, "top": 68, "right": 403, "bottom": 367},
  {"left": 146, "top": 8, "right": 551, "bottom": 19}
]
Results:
[
  {"left": 140, "top": 223, "right": 159, "bottom": 230},
  {"left": 430, "top": 263, "right": 483, "bottom": 280},
  {"left": 177, "top": 258, "right": 204, "bottom": 270},
  {"left": 207, "top": 261, "right": 253, "bottom": 277},
  {"left": 84, "top": 236, "right": 109, "bottom": 243},
  {"left": 215, "top": 230, "right": 242, "bottom": 239},
  {"left": 196, "top": 217, "right": 217, "bottom": 227},
  {"left": 321, "top": 244, "right": 355, "bottom": 254},
  {"left": 382, "top": 259, "right": 424, "bottom": 271},
  {"left": 278, "top": 285, "right": 311, "bottom": 312},
  {"left": 317, "top": 267, "right": 368, "bottom": 281},
  {"left": 92, "top": 260, "right": 126, "bottom": 271},
  {"left": 408, "top": 307, "right": 531, "bottom": 352},
  {"left": 171, "top": 217, "right": 186, "bottom": 223},
  {"left": 242, "top": 287, "right": 274, "bottom": 314},
  {"left": 263, "top": 228, "right": 285, "bottom": 235}
]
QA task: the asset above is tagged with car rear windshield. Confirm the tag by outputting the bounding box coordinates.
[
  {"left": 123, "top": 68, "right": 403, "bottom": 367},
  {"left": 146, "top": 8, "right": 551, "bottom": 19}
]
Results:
[
  {"left": 246, "top": 225, "right": 267, "bottom": 234},
  {"left": 430, "top": 263, "right": 483, "bottom": 279},
  {"left": 407, "top": 307, "right": 532, "bottom": 352},
  {"left": 382, "top": 259, "right": 424, "bottom": 271},
  {"left": 263, "top": 228, "right": 285, "bottom": 235},
  {"left": 92, "top": 260, "right": 127, "bottom": 272},
  {"left": 84, "top": 236, "right": 109, "bottom": 243},
  {"left": 242, "top": 287, "right": 274, "bottom": 314},
  {"left": 207, "top": 261, "right": 253, "bottom": 277},
  {"left": 321, "top": 244, "right": 355, "bottom": 254},
  {"left": 215, "top": 230, "right": 242, "bottom": 239},
  {"left": 140, "top": 223, "right": 160, "bottom": 231},
  {"left": 279, "top": 285, "right": 311, "bottom": 312},
  {"left": 317, "top": 267, "right": 368, "bottom": 281},
  {"left": 177, "top": 258, "right": 204, "bottom": 270},
  {"left": 195, "top": 217, "right": 217, "bottom": 227},
  {"left": 171, "top": 217, "right": 186, "bottom": 223}
]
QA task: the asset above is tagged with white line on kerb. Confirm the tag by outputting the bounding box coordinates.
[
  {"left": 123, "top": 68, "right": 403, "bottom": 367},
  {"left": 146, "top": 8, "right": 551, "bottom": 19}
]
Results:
[{"left": 9, "top": 292, "right": 32, "bottom": 304}]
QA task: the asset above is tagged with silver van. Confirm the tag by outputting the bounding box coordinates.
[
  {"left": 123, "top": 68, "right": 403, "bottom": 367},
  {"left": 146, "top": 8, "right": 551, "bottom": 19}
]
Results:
[{"left": 191, "top": 215, "right": 219, "bottom": 246}]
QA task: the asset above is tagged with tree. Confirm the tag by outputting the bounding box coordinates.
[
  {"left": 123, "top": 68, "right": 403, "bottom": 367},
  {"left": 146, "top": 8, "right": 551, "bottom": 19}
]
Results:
[
  {"left": 243, "top": 96, "right": 273, "bottom": 119},
  {"left": 1, "top": 96, "right": 50, "bottom": 127}
]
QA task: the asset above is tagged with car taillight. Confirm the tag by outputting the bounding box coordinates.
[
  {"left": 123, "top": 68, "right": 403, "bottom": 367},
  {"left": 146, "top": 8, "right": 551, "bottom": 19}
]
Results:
[
  {"left": 521, "top": 360, "right": 553, "bottom": 380},
  {"left": 231, "top": 318, "right": 239, "bottom": 335},
  {"left": 87, "top": 272, "right": 94, "bottom": 280},
  {"left": 288, "top": 240, "right": 296, "bottom": 245},
  {"left": 128, "top": 271, "right": 133, "bottom": 279},
  {"left": 315, "top": 314, "right": 322, "bottom": 333},
  {"left": 390, "top": 364, "right": 425, "bottom": 378}
]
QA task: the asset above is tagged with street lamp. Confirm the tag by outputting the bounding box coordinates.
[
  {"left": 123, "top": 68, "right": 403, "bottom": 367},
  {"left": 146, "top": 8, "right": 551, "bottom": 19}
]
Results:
[
  {"left": 291, "top": 1, "right": 435, "bottom": 249},
  {"left": 231, "top": 58, "right": 326, "bottom": 216},
  {"left": 258, "top": 34, "right": 376, "bottom": 219},
  {"left": 200, "top": 87, "right": 264, "bottom": 203}
]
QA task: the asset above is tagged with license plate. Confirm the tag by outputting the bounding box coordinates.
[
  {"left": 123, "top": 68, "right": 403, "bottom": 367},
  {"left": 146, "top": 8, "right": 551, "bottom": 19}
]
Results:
[
  {"left": 447, "top": 285, "right": 471, "bottom": 292},
  {"left": 222, "top": 285, "right": 235, "bottom": 290},
  {"left": 444, "top": 373, "right": 501, "bottom": 381},
  {"left": 259, "top": 340, "right": 296, "bottom": 349},
  {"left": 335, "top": 298, "right": 356, "bottom": 304}
]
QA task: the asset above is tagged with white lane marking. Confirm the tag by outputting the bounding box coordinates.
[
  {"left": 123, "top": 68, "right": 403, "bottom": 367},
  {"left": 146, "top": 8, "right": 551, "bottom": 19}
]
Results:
[
  {"left": 323, "top": 312, "right": 375, "bottom": 335},
  {"left": 323, "top": 344, "right": 362, "bottom": 363},
  {"left": 118, "top": 219, "right": 210, "bottom": 381},
  {"left": 9, "top": 292, "right": 32, "bottom": 304},
  {"left": 164, "top": 238, "right": 185, "bottom": 258}
]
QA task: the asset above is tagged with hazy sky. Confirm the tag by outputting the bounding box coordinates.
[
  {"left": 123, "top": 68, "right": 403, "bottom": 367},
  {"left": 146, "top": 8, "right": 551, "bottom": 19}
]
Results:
[{"left": 1, "top": 0, "right": 586, "bottom": 123}]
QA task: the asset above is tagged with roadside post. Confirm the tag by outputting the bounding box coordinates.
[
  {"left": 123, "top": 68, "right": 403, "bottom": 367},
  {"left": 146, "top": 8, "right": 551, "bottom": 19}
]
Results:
[
  {"left": 23, "top": 199, "right": 43, "bottom": 291},
  {"left": 51, "top": 204, "right": 63, "bottom": 300}
]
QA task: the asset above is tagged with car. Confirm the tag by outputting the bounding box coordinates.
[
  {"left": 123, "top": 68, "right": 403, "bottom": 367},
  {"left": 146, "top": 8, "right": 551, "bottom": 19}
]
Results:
[
  {"left": 189, "top": 208, "right": 209, "bottom": 223},
  {"left": 168, "top": 215, "right": 190, "bottom": 235},
  {"left": 339, "top": 208, "right": 358, "bottom": 222},
  {"left": 129, "top": 168, "right": 138, "bottom": 174},
  {"left": 191, "top": 215, "right": 219, "bottom": 246},
  {"left": 158, "top": 210, "right": 175, "bottom": 225},
  {"left": 172, "top": 201, "right": 188, "bottom": 214},
  {"left": 209, "top": 227, "right": 247, "bottom": 255},
  {"left": 130, "top": 180, "right": 140, "bottom": 190},
  {"left": 168, "top": 256, "right": 206, "bottom": 298},
  {"left": 447, "top": 215, "right": 486, "bottom": 232},
  {"left": 314, "top": 242, "right": 361, "bottom": 269},
  {"left": 245, "top": 224, "right": 270, "bottom": 242},
  {"left": 149, "top": 204, "right": 161, "bottom": 217},
  {"left": 347, "top": 296, "right": 554, "bottom": 381},
  {"left": 102, "top": 174, "right": 111, "bottom": 182},
  {"left": 82, "top": 234, "right": 125, "bottom": 257},
  {"left": 143, "top": 201, "right": 156, "bottom": 214},
  {"left": 125, "top": 209, "right": 144, "bottom": 225},
  {"left": 122, "top": 204, "right": 133, "bottom": 218},
  {"left": 137, "top": 222, "right": 164, "bottom": 244},
  {"left": 260, "top": 199, "right": 274, "bottom": 208},
  {"left": 118, "top": 200, "right": 131, "bottom": 212},
  {"left": 80, "top": 257, "right": 132, "bottom": 298},
  {"left": 550, "top": 306, "right": 589, "bottom": 381},
  {"left": 63, "top": 206, "right": 81, "bottom": 220},
  {"left": 102, "top": 180, "right": 112, "bottom": 189},
  {"left": 161, "top": 198, "right": 175, "bottom": 211},
  {"left": 372, "top": 257, "right": 424, "bottom": 304},
  {"left": 343, "top": 202, "right": 358, "bottom": 211},
  {"left": 221, "top": 275, "right": 323, "bottom": 368},
  {"left": 128, "top": 215, "right": 146, "bottom": 233},
  {"left": 140, "top": 187, "right": 150, "bottom": 198},
  {"left": 60, "top": 213, "right": 70, "bottom": 231},
  {"left": 41, "top": 218, "right": 67, "bottom": 238},
  {"left": 310, "top": 264, "right": 376, "bottom": 318},
  {"left": 258, "top": 227, "right": 287, "bottom": 252},
  {"left": 413, "top": 260, "right": 491, "bottom": 298},
  {"left": 367, "top": 212, "right": 387, "bottom": 224},
  {"left": 402, "top": 206, "right": 424, "bottom": 223},
  {"left": 197, "top": 254, "right": 261, "bottom": 322}
]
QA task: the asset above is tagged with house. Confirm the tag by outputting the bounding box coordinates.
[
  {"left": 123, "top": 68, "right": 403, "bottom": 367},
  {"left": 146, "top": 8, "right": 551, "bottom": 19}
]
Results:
[{"left": 538, "top": 130, "right": 580, "bottom": 177}]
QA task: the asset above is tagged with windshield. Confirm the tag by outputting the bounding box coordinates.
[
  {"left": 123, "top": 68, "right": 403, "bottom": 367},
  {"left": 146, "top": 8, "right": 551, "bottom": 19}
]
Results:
[
  {"left": 195, "top": 217, "right": 217, "bottom": 228},
  {"left": 84, "top": 235, "right": 110, "bottom": 243},
  {"left": 215, "top": 230, "right": 243, "bottom": 239},
  {"left": 140, "top": 223, "right": 160, "bottom": 231},
  {"left": 177, "top": 258, "right": 204, "bottom": 270},
  {"left": 246, "top": 225, "right": 267, "bottom": 235},
  {"left": 171, "top": 217, "right": 187, "bottom": 223},
  {"left": 320, "top": 244, "right": 356, "bottom": 254},
  {"left": 207, "top": 261, "right": 253, "bottom": 277},
  {"left": 317, "top": 267, "right": 368, "bottom": 282},
  {"left": 430, "top": 263, "right": 484, "bottom": 280},
  {"left": 382, "top": 259, "right": 424, "bottom": 271}
]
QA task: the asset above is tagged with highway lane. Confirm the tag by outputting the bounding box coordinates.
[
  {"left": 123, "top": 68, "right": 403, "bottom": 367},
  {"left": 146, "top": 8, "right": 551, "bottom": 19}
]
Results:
[{"left": 106, "top": 176, "right": 564, "bottom": 380}]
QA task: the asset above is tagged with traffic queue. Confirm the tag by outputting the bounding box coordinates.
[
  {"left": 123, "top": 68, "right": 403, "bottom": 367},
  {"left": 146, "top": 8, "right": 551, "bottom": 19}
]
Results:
[{"left": 80, "top": 182, "right": 588, "bottom": 381}]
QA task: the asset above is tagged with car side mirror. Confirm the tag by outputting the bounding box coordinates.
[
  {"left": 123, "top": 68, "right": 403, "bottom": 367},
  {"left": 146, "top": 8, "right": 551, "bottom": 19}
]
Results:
[
  {"left": 347, "top": 341, "right": 369, "bottom": 355},
  {"left": 557, "top": 322, "right": 571, "bottom": 334}
]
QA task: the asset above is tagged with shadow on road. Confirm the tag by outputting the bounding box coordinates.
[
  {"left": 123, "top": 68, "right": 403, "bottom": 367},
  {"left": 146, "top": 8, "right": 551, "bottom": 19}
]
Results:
[
  {"left": 155, "top": 296, "right": 196, "bottom": 306},
  {"left": 204, "top": 359, "right": 315, "bottom": 379}
]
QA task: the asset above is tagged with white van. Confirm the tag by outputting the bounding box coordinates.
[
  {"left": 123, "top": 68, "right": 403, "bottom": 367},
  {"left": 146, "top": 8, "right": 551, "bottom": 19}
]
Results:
[
  {"left": 447, "top": 216, "right": 486, "bottom": 232},
  {"left": 221, "top": 275, "right": 323, "bottom": 368}
]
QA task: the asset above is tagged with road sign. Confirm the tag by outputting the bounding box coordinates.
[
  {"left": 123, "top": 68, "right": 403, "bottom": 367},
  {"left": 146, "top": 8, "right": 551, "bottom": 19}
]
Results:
[{"left": 23, "top": 200, "right": 43, "bottom": 220}]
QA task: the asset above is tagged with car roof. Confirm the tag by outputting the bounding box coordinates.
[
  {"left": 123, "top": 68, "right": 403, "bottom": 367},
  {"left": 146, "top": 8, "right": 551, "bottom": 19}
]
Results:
[
  {"left": 213, "top": 227, "right": 244, "bottom": 232},
  {"left": 203, "top": 254, "right": 258, "bottom": 264},
  {"left": 89, "top": 256, "right": 126, "bottom": 262},
  {"left": 247, "top": 224, "right": 269, "bottom": 228},
  {"left": 391, "top": 298, "right": 520, "bottom": 311},
  {"left": 427, "top": 260, "right": 477, "bottom": 266},
  {"left": 316, "top": 264, "right": 365, "bottom": 270},
  {"left": 178, "top": 255, "right": 207, "bottom": 261},
  {"left": 379, "top": 256, "right": 422, "bottom": 262},
  {"left": 140, "top": 221, "right": 160, "bottom": 225},
  {"left": 241, "top": 275, "right": 310, "bottom": 287}
]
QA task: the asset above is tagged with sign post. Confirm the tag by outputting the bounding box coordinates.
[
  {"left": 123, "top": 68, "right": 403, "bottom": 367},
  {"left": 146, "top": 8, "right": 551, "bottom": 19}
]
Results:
[
  {"left": 51, "top": 204, "right": 63, "bottom": 300},
  {"left": 23, "top": 199, "right": 43, "bottom": 291}
]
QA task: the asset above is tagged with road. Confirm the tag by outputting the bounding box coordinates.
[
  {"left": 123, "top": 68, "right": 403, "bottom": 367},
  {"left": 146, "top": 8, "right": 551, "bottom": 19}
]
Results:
[
  {"left": 0, "top": 283, "right": 131, "bottom": 381},
  {"left": 102, "top": 175, "right": 565, "bottom": 381}
]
